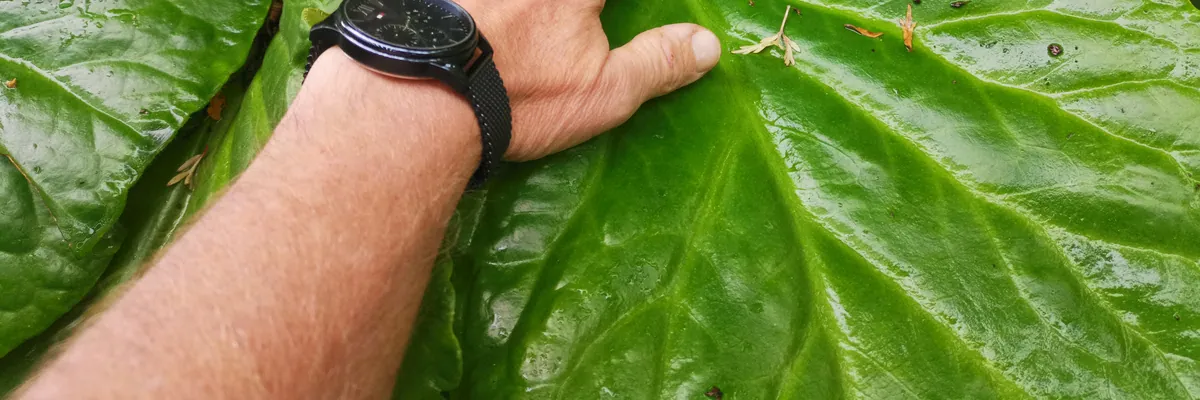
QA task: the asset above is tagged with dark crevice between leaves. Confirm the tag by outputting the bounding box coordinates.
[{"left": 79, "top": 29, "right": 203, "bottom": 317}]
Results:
[{"left": 0, "top": 5, "right": 287, "bottom": 394}]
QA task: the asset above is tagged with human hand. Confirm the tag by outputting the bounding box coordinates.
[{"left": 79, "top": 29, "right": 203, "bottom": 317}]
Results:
[{"left": 457, "top": 0, "right": 721, "bottom": 161}]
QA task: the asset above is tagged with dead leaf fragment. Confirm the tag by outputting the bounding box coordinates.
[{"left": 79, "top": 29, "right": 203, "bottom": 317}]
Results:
[
  {"left": 899, "top": 4, "right": 917, "bottom": 52},
  {"left": 844, "top": 24, "right": 884, "bottom": 38},
  {"left": 732, "top": 5, "right": 801, "bottom": 66},
  {"left": 207, "top": 93, "right": 226, "bottom": 121},
  {"left": 4, "top": 79, "right": 15, "bottom": 89},
  {"left": 781, "top": 35, "right": 801, "bottom": 66},
  {"left": 268, "top": 0, "right": 284, "bottom": 23},
  {"left": 705, "top": 386, "right": 724, "bottom": 399},
  {"left": 168, "top": 149, "right": 207, "bottom": 189}
]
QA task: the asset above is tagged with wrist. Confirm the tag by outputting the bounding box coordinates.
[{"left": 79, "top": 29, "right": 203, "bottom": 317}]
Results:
[{"left": 288, "top": 47, "right": 482, "bottom": 186}]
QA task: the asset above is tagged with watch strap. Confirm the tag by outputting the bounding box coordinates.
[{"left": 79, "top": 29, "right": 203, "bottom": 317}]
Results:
[
  {"left": 463, "top": 56, "right": 511, "bottom": 189},
  {"left": 303, "top": 28, "right": 511, "bottom": 190},
  {"left": 304, "top": 36, "right": 330, "bottom": 80}
]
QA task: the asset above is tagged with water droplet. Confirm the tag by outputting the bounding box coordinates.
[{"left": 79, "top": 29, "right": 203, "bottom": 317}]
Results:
[
  {"left": 58, "top": 0, "right": 74, "bottom": 9},
  {"left": 32, "top": 166, "right": 42, "bottom": 173}
]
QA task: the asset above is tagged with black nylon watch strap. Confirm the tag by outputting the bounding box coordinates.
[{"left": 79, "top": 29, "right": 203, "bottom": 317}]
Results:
[{"left": 463, "top": 56, "right": 511, "bottom": 189}]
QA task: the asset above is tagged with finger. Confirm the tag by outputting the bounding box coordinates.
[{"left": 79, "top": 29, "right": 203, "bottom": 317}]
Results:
[{"left": 599, "top": 23, "right": 720, "bottom": 118}]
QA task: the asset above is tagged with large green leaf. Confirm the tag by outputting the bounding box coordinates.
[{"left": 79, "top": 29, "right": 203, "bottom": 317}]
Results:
[
  {"left": 0, "top": 119, "right": 207, "bottom": 396},
  {"left": 0, "top": 0, "right": 270, "bottom": 355},
  {"left": 442, "top": 0, "right": 1200, "bottom": 397},
  {"left": 1, "top": 0, "right": 465, "bottom": 394}
]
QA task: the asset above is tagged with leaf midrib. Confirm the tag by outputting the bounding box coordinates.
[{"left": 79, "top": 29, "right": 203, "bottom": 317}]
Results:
[{"left": 709, "top": 0, "right": 1197, "bottom": 396}]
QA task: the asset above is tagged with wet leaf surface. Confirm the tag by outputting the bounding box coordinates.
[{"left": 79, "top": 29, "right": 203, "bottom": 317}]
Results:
[
  {"left": 443, "top": 0, "right": 1200, "bottom": 397},
  {"left": 0, "top": 0, "right": 269, "bottom": 356}
]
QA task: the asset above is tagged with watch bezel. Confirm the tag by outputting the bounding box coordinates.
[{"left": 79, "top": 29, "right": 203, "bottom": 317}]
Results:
[{"left": 329, "top": 0, "right": 479, "bottom": 74}]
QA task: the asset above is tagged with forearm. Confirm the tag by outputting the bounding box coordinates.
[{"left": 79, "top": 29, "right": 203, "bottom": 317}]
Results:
[{"left": 20, "top": 49, "right": 479, "bottom": 399}]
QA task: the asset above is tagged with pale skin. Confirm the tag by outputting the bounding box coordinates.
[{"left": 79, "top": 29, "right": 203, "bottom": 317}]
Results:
[{"left": 17, "top": 0, "right": 720, "bottom": 397}]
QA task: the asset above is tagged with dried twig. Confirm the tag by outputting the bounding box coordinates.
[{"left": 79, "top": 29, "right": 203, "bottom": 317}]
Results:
[
  {"left": 844, "top": 24, "right": 884, "bottom": 38},
  {"left": 168, "top": 149, "right": 207, "bottom": 190},
  {"left": 732, "top": 5, "right": 802, "bottom": 66},
  {"left": 899, "top": 4, "right": 917, "bottom": 52}
]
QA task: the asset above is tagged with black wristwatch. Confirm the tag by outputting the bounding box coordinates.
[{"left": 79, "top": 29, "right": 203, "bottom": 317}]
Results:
[{"left": 307, "top": 0, "right": 511, "bottom": 188}]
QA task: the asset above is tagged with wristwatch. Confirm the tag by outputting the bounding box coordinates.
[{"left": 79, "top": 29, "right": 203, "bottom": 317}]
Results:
[{"left": 307, "top": 0, "right": 511, "bottom": 188}]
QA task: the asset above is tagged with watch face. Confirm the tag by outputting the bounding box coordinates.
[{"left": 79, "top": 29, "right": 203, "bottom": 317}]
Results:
[{"left": 344, "top": 0, "right": 473, "bottom": 50}]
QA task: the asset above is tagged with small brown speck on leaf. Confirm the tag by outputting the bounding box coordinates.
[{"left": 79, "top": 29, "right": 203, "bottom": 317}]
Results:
[
  {"left": 1175, "top": 313, "right": 1182, "bottom": 321},
  {"left": 748, "top": 0, "right": 754, "bottom": 6},
  {"left": 139, "top": 109, "right": 149, "bottom": 115},
  {"left": 207, "top": 93, "right": 226, "bottom": 121},
  {"left": 1047, "top": 43, "right": 1064, "bottom": 57},
  {"left": 913, "top": 0, "right": 921, "bottom": 4},
  {"left": 705, "top": 386, "right": 724, "bottom": 399},
  {"left": 950, "top": 1, "right": 970, "bottom": 8},
  {"left": 899, "top": 4, "right": 916, "bottom": 52},
  {"left": 4, "top": 79, "right": 15, "bottom": 89},
  {"left": 845, "top": 24, "right": 885, "bottom": 38},
  {"left": 952, "top": 79, "right": 957, "bottom": 84}
]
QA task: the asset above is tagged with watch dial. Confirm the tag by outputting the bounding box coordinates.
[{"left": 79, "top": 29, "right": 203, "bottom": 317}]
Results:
[{"left": 345, "top": 0, "right": 472, "bottom": 49}]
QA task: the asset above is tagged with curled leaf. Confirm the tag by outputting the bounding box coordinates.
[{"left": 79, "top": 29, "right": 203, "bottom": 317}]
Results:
[
  {"left": 899, "top": 4, "right": 916, "bottom": 52},
  {"left": 844, "top": 24, "right": 884, "bottom": 38},
  {"left": 301, "top": 7, "right": 332, "bottom": 27}
]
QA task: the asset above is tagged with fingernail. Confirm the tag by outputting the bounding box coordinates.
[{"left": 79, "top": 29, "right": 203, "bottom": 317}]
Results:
[{"left": 691, "top": 29, "right": 721, "bottom": 72}]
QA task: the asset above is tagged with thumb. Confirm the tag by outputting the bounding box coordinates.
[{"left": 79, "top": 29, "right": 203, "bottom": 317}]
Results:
[{"left": 599, "top": 23, "right": 720, "bottom": 118}]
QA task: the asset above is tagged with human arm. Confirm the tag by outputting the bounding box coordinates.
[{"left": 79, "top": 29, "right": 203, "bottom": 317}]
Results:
[{"left": 17, "top": 0, "right": 721, "bottom": 398}]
